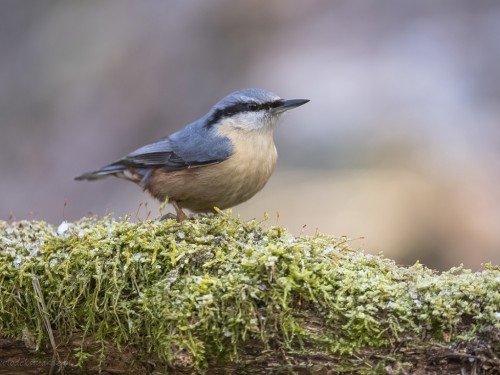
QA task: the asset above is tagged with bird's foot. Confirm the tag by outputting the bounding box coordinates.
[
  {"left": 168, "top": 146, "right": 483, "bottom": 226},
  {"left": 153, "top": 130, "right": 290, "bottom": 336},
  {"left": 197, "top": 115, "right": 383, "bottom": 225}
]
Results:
[
  {"left": 160, "top": 211, "right": 189, "bottom": 222},
  {"left": 172, "top": 201, "right": 188, "bottom": 222}
]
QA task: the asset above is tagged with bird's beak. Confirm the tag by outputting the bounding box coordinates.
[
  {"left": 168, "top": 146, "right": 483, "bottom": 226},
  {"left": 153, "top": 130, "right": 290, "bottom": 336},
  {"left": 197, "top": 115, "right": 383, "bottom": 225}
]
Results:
[{"left": 277, "top": 98, "right": 310, "bottom": 112}]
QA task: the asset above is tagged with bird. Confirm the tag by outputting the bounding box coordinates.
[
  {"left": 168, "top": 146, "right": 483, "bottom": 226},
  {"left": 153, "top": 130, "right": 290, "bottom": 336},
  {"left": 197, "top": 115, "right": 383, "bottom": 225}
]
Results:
[{"left": 75, "top": 88, "right": 309, "bottom": 221}]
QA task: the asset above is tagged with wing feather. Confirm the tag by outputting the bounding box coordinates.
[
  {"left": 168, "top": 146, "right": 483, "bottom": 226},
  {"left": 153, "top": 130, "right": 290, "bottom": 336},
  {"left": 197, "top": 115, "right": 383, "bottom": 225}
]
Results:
[{"left": 76, "top": 121, "right": 233, "bottom": 181}]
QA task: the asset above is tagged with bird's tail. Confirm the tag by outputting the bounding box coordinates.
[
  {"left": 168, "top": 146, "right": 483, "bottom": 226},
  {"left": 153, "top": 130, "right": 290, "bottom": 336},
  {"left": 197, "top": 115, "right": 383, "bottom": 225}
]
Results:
[{"left": 74, "top": 163, "right": 126, "bottom": 181}]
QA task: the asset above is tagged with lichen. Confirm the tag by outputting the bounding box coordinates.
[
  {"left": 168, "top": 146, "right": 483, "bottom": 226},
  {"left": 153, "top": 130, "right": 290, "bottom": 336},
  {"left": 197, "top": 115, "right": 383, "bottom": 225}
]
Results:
[{"left": 0, "top": 213, "right": 499, "bottom": 373}]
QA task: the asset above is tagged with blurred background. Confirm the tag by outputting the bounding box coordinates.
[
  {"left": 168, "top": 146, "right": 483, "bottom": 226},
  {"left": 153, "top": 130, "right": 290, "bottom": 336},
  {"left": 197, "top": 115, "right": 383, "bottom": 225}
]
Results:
[{"left": 1, "top": 0, "right": 499, "bottom": 270}]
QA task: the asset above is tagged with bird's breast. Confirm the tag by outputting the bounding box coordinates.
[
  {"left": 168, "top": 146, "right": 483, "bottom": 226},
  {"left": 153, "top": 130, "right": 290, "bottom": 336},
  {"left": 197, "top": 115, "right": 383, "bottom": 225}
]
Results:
[
  {"left": 145, "top": 124, "right": 278, "bottom": 212},
  {"left": 205, "top": 125, "right": 278, "bottom": 207}
]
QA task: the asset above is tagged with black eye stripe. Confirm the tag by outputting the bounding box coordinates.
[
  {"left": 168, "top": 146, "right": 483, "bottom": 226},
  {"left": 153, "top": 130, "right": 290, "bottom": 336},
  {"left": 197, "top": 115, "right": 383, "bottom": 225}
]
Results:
[
  {"left": 246, "top": 100, "right": 284, "bottom": 112},
  {"left": 223, "top": 103, "right": 250, "bottom": 116},
  {"left": 223, "top": 100, "right": 284, "bottom": 115},
  {"left": 205, "top": 100, "right": 284, "bottom": 128}
]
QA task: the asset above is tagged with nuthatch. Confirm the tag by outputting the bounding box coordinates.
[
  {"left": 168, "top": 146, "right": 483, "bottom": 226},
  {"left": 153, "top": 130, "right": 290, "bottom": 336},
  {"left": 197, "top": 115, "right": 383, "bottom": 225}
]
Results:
[{"left": 75, "top": 88, "right": 309, "bottom": 220}]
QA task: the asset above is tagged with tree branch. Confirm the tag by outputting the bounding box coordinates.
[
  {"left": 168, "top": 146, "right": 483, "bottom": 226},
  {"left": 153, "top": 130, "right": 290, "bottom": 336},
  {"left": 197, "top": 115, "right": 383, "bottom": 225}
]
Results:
[{"left": 0, "top": 214, "right": 498, "bottom": 374}]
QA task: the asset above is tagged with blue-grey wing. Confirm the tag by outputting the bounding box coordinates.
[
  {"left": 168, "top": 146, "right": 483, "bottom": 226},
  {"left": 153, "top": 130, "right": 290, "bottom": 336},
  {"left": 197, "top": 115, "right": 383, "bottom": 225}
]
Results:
[
  {"left": 120, "top": 137, "right": 190, "bottom": 171},
  {"left": 120, "top": 122, "right": 233, "bottom": 171},
  {"left": 75, "top": 121, "right": 233, "bottom": 181}
]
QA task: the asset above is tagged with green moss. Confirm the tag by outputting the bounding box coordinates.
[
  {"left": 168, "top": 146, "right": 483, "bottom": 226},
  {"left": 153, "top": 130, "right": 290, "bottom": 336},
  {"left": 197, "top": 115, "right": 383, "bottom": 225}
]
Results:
[{"left": 0, "top": 213, "right": 499, "bottom": 372}]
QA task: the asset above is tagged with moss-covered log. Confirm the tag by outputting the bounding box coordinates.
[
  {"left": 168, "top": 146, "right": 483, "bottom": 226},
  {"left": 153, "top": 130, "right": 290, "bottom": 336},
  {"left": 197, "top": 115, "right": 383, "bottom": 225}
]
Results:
[{"left": 0, "top": 214, "right": 499, "bottom": 374}]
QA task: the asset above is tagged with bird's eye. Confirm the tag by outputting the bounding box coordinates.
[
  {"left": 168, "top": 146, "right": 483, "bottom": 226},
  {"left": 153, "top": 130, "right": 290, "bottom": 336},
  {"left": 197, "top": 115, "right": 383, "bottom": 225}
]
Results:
[{"left": 248, "top": 103, "right": 259, "bottom": 111}]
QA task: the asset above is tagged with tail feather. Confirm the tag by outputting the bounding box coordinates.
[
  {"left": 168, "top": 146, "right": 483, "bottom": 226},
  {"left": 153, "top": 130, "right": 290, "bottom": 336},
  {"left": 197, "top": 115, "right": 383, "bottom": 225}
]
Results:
[{"left": 74, "top": 164, "right": 126, "bottom": 181}]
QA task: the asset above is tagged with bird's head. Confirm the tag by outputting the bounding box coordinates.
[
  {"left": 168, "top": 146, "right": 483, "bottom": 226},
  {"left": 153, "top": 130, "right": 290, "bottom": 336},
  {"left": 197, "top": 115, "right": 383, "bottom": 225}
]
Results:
[{"left": 205, "top": 88, "right": 309, "bottom": 132}]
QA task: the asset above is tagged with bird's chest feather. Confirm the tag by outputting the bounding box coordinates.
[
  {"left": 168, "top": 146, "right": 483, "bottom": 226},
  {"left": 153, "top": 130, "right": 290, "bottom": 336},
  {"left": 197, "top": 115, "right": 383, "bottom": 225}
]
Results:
[{"left": 216, "top": 125, "right": 278, "bottom": 190}]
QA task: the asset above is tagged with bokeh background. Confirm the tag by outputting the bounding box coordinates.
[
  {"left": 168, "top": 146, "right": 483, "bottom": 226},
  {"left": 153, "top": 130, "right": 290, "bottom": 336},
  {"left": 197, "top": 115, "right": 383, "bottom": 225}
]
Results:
[{"left": 2, "top": 0, "right": 499, "bottom": 270}]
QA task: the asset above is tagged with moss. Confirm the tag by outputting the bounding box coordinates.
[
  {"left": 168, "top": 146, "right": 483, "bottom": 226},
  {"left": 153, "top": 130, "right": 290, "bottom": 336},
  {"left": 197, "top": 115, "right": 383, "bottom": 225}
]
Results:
[{"left": 0, "top": 213, "right": 499, "bottom": 373}]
